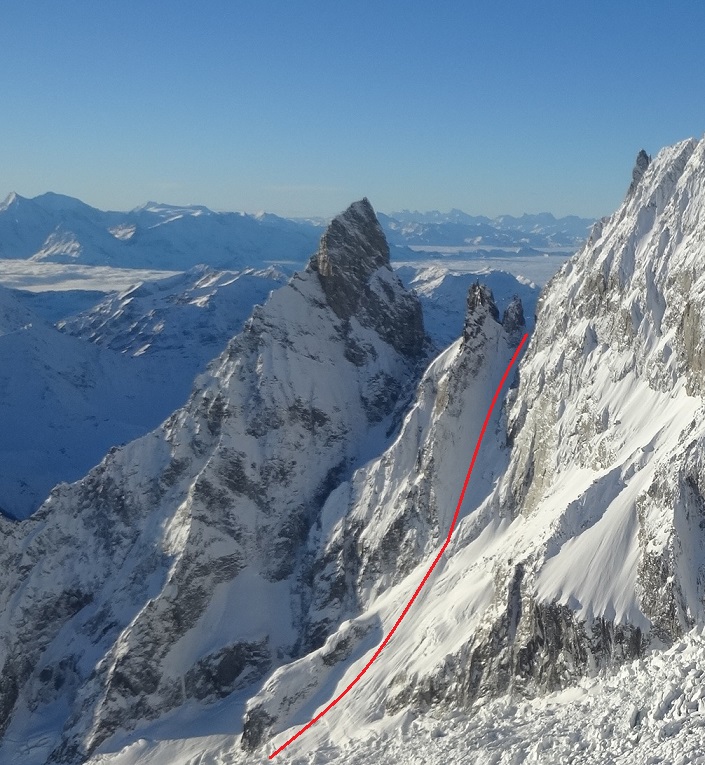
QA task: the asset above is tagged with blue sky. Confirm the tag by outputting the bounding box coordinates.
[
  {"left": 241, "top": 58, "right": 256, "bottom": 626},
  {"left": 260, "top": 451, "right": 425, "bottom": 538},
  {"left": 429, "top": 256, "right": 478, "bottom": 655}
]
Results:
[{"left": 2, "top": 0, "right": 704, "bottom": 218}]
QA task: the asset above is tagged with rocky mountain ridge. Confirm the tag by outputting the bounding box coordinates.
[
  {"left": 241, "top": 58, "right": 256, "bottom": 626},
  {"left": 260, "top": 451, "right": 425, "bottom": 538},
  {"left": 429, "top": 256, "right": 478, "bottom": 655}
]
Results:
[
  {"left": 224, "top": 138, "right": 705, "bottom": 763},
  {"left": 234, "top": 138, "right": 705, "bottom": 759}
]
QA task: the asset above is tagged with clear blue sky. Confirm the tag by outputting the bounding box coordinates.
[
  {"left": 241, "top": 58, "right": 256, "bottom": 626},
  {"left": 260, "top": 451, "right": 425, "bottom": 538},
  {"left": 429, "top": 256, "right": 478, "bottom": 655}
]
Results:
[{"left": 2, "top": 0, "right": 704, "bottom": 218}]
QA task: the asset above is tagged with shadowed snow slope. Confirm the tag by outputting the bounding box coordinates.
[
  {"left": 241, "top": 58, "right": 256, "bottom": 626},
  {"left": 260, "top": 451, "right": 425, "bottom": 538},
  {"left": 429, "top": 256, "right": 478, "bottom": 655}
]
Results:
[
  {"left": 0, "top": 286, "right": 195, "bottom": 519},
  {"left": 0, "top": 267, "right": 287, "bottom": 519}
]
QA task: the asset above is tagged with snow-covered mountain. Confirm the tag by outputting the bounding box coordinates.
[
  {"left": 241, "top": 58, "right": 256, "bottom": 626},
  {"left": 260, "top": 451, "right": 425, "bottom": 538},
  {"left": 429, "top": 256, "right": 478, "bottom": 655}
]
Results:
[
  {"left": 380, "top": 209, "right": 593, "bottom": 249},
  {"left": 4, "top": 133, "right": 705, "bottom": 765},
  {"left": 240, "top": 283, "right": 526, "bottom": 752},
  {"left": 245, "top": 138, "right": 705, "bottom": 760},
  {"left": 0, "top": 286, "right": 201, "bottom": 520},
  {"left": 0, "top": 199, "right": 429, "bottom": 763},
  {"left": 0, "top": 192, "right": 320, "bottom": 269},
  {"left": 0, "top": 266, "right": 285, "bottom": 519}
]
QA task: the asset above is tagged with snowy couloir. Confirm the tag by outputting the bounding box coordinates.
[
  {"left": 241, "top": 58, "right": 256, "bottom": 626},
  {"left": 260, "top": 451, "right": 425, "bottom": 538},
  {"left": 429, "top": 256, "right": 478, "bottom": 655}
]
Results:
[{"left": 5, "top": 136, "right": 705, "bottom": 765}]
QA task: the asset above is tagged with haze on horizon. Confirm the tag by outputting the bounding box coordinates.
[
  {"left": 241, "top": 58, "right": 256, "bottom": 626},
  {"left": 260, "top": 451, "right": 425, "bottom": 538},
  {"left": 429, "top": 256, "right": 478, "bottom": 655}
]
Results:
[{"left": 2, "top": 0, "right": 705, "bottom": 219}]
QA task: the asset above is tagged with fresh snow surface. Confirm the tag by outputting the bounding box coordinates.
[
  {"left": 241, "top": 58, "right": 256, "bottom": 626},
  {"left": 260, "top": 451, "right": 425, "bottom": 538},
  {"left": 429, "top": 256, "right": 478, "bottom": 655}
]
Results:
[{"left": 83, "top": 630, "right": 705, "bottom": 765}]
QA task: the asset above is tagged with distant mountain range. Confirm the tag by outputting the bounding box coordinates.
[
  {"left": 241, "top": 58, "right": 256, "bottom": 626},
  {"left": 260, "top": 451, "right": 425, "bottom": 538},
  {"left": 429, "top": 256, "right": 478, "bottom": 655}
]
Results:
[
  {"left": 379, "top": 209, "right": 594, "bottom": 249},
  {"left": 0, "top": 192, "right": 321, "bottom": 270},
  {"left": 0, "top": 192, "right": 593, "bottom": 272}
]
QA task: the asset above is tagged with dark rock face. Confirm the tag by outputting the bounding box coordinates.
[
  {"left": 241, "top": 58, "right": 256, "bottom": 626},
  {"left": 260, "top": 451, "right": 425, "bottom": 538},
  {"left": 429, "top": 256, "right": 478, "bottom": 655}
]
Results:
[
  {"left": 463, "top": 282, "right": 501, "bottom": 346},
  {"left": 385, "top": 584, "right": 645, "bottom": 721},
  {"left": 628, "top": 148, "right": 651, "bottom": 196},
  {"left": 310, "top": 199, "right": 425, "bottom": 359},
  {"left": 241, "top": 708, "right": 277, "bottom": 753},
  {"left": 184, "top": 640, "right": 271, "bottom": 700},
  {"left": 311, "top": 199, "right": 390, "bottom": 315},
  {"left": 502, "top": 296, "right": 526, "bottom": 343},
  {"left": 463, "top": 283, "right": 524, "bottom": 349}
]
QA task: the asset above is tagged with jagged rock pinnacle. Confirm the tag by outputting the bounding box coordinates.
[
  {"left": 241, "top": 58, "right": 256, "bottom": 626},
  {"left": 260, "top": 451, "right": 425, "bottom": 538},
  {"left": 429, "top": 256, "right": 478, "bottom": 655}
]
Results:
[
  {"left": 628, "top": 149, "right": 651, "bottom": 196},
  {"left": 309, "top": 198, "right": 425, "bottom": 358},
  {"left": 309, "top": 198, "right": 390, "bottom": 320},
  {"left": 502, "top": 295, "right": 526, "bottom": 344},
  {"left": 463, "top": 282, "right": 500, "bottom": 345}
]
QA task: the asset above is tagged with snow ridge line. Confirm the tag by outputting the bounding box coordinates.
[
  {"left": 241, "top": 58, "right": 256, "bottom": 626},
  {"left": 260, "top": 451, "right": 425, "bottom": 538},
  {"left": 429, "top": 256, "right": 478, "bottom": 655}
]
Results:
[{"left": 269, "top": 332, "right": 530, "bottom": 759}]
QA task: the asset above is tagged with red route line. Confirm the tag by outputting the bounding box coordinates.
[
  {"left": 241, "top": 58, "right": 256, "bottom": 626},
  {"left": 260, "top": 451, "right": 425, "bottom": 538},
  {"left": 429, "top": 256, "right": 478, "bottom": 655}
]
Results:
[{"left": 269, "top": 332, "right": 529, "bottom": 759}]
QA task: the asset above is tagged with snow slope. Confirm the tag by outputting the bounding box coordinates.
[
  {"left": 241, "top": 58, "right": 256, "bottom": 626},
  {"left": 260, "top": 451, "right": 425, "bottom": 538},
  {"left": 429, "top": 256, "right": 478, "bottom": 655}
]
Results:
[
  {"left": 77, "top": 629, "right": 705, "bottom": 765},
  {"left": 240, "top": 285, "right": 526, "bottom": 751},
  {"left": 0, "top": 267, "right": 287, "bottom": 520},
  {"left": 57, "top": 266, "right": 287, "bottom": 375},
  {"left": 0, "top": 286, "right": 195, "bottom": 519}
]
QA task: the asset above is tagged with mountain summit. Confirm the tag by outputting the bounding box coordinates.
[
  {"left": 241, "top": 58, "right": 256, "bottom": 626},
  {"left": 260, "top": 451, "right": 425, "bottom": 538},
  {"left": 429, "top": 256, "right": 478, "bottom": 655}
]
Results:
[{"left": 311, "top": 198, "right": 424, "bottom": 357}]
